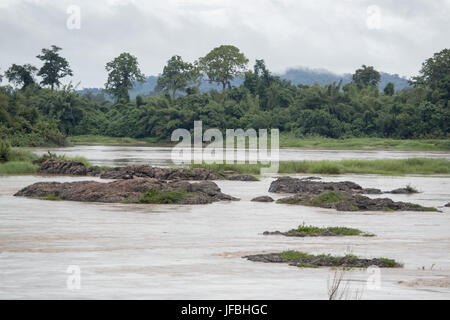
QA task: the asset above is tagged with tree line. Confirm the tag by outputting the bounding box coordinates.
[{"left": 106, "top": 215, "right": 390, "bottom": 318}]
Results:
[{"left": 0, "top": 45, "right": 448, "bottom": 146}]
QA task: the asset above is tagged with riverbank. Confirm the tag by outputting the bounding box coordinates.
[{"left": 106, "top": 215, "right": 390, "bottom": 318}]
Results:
[
  {"left": 68, "top": 135, "right": 450, "bottom": 151},
  {"left": 191, "top": 158, "right": 450, "bottom": 175},
  {"left": 2, "top": 148, "right": 449, "bottom": 176},
  {"left": 0, "top": 149, "right": 93, "bottom": 175}
]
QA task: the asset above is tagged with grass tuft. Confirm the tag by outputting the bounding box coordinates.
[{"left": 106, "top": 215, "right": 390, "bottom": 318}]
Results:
[{"left": 138, "top": 188, "right": 193, "bottom": 204}]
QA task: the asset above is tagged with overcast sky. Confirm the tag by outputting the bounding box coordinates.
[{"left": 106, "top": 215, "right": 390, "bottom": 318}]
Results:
[{"left": 0, "top": 0, "right": 449, "bottom": 88}]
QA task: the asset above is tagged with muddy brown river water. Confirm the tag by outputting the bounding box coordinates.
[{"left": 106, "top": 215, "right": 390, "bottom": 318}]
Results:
[{"left": 0, "top": 146, "right": 449, "bottom": 299}]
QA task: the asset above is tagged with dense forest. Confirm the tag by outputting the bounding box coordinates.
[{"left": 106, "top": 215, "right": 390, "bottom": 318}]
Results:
[{"left": 0, "top": 45, "right": 449, "bottom": 146}]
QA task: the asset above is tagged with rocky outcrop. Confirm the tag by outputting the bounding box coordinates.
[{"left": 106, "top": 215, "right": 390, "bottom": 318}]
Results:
[
  {"left": 38, "top": 159, "right": 100, "bottom": 176},
  {"left": 263, "top": 230, "right": 338, "bottom": 237},
  {"left": 361, "top": 188, "right": 382, "bottom": 195},
  {"left": 251, "top": 196, "right": 274, "bottom": 202},
  {"left": 389, "top": 188, "right": 417, "bottom": 194},
  {"left": 243, "top": 252, "right": 402, "bottom": 268},
  {"left": 269, "top": 176, "right": 362, "bottom": 194},
  {"left": 14, "top": 178, "right": 239, "bottom": 204},
  {"left": 225, "top": 174, "right": 258, "bottom": 181},
  {"left": 445, "top": 203, "right": 450, "bottom": 207},
  {"left": 100, "top": 165, "right": 223, "bottom": 180},
  {"left": 270, "top": 177, "right": 437, "bottom": 212}
]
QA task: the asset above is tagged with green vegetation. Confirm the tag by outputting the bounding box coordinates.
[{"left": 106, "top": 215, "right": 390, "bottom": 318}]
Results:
[
  {"left": 0, "top": 146, "right": 39, "bottom": 175},
  {"left": 138, "top": 188, "right": 195, "bottom": 204},
  {"left": 0, "top": 148, "right": 95, "bottom": 175},
  {"left": 405, "top": 184, "right": 419, "bottom": 193},
  {"left": 1, "top": 46, "right": 449, "bottom": 147},
  {"left": 280, "top": 250, "right": 403, "bottom": 268},
  {"left": 287, "top": 224, "right": 375, "bottom": 237},
  {"left": 0, "top": 140, "right": 11, "bottom": 162},
  {"left": 0, "top": 161, "right": 38, "bottom": 175},
  {"left": 191, "top": 158, "right": 450, "bottom": 175},
  {"left": 36, "top": 151, "right": 92, "bottom": 167},
  {"left": 311, "top": 191, "right": 345, "bottom": 206},
  {"left": 43, "top": 194, "right": 62, "bottom": 201},
  {"left": 66, "top": 134, "right": 450, "bottom": 151},
  {"left": 377, "top": 258, "right": 400, "bottom": 268},
  {"left": 279, "top": 136, "right": 450, "bottom": 151},
  {"left": 297, "top": 263, "right": 319, "bottom": 268},
  {"left": 68, "top": 135, "right": 163, "bottom": 146}
]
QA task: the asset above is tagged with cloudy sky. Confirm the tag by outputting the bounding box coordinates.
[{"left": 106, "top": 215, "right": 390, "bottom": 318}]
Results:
[{"left": 0, "top": 0, "right": 449, "bottom": 88}]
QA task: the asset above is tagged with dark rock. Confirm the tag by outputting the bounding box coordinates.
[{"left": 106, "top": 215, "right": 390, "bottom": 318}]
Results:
[
  {"left": 14, "top": 178, "right": 239, "bottom": 204},
  {"left": 226, "top": 174, "right": 258, "bottom": 181},
  {"left": 269, "top": 176, "right": 362, "bottom": 194},
  {"left": 251, "top": 196, "right": 274, "bottom": 202},
  {"left": 100, "top": 165, "right": 223, "bottom": 181},
  {"left": 361, "top": 188, "right": 382, "bottom": 195},
  {"left": 390, "top": 188, "right": 415, "bottom": 194},
  {"left": 38, "top": 159, "right": 89, "bottom": 176},
  {"left": 262, "top": 230, "right": 338, "bottom": 237},
  {"left": 277, "top": 192, "right": 434, "bottom": 212},
  {"left": 445, "top": 202, "right": 450, "bottom": 207},
  {"left": 272, "top": 176, "right": 437, "bottom": 212}
]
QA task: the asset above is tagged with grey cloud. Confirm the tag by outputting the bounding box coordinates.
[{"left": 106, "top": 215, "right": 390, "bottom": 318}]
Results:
[{"left": 0, "top": 0, "right": 448, "bottom": 88}]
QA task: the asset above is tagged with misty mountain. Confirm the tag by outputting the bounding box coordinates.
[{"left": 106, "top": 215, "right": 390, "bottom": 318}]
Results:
[{"left": 79, "top": 67, "right": 411, "bottom": 100}]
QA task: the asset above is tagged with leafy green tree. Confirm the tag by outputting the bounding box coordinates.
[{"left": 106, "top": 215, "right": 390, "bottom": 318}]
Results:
[
  {"left": 4, "top": 64, "right": 38, "bottom": 89},
  {"left": 156, "top": 55, "right": 199, "bottom": 98},
  {"left": 105, "top": 52, "right": 145, "bottom": 103},
  {"left": 352, "top": 65, "right": 380, "bottom": 89},
  {"left": 383, "top": 82, "right": 395, "bottom": 96},
  {"left": 410, "top": 48, "right": 450, "bottom": 101},
  {"left": 36, "top": 45, "right": 73, "bottom": 90},
  {"left": 199, "top": 45, "right": 248, "bottom": 91}
]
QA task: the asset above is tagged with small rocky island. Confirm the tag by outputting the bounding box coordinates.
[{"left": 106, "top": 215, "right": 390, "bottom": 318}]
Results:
[
  {"left": 14, "top": 178, "right": 238, "bottom": 204},
  {"left": 270, "top": 176, "right": 437, "bottom": 212},
  {"left": 243, "top": 251, "right": 402, "bottom": 268},
  {"left": 36, "top": 158, "right": 257, "bottom": 181}
]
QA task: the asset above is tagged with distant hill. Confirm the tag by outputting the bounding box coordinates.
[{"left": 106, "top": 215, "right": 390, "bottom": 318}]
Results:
[
  {"left": 280, "top": 67, "right": 411, "bottom": 90},
  {"left": 79, "top": 67, "right": 411, "bottom": 100}
]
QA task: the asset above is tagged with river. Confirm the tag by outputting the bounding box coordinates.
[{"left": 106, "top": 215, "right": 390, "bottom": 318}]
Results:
[{"left": 0, "top": 146, "right": 449, "bottom": 299}]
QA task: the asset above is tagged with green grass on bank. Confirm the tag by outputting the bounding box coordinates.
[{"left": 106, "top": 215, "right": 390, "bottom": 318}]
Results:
[
  {"left": 0, "top": 161, "right": 38, "bottom": 175},
  {"left": 68, "top": 134, "right": 450, "bottom": 151},
  {"left": 68, "top": 135, "right": 163, "bottom": 146},
  {"left": 279, "top": 136, "right": 450, "bottom": 151},
  {"left": 191, "top": 158, "right": 450, "bottom": 175}
]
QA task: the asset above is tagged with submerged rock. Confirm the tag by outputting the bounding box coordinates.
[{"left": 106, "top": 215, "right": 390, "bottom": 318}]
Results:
[
  {"left": 361, "top": 188, "right": 383, "bottom": 195},
  {"left": 263, "top": 230, "right": 338, "bottom": 237},
  {"left": 14, "top": 178, "right": 239, "bottom": 204},
  {"left": 225, "top": 174, "right": 258, "bottom": 181},
  {"left": 251, "top": 196, "right": 274, "bottom": 202}
]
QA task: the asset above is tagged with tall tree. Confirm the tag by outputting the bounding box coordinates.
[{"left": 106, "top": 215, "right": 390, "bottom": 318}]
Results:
[
  {"left": 4, "top": 64, "right": 38, "bottom": 89},
  {"left": 352, "top": 65, "right": 380, "bottom": 89},
  {"left": 198, "top": 45, "right": 248, "bottom": 91},
  {"left": 156, "top": 55, "right": 199, "bottom": 98},
  {"left": 36, "top": 45, "right": 73, "bottom": 90},
  {"left": 105, "top": 52, "right": 145, "bottom": 103},
  {"left": 410, "top": 48, "right": 450, "bottom": 100},
  {"left": 383, "top": 82, "right": 395, "bottom": 96}
]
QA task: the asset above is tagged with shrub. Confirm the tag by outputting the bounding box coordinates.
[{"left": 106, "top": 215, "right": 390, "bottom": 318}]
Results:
[{"left": 0, "top": 140, "right": 11, "bottom": 162}]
